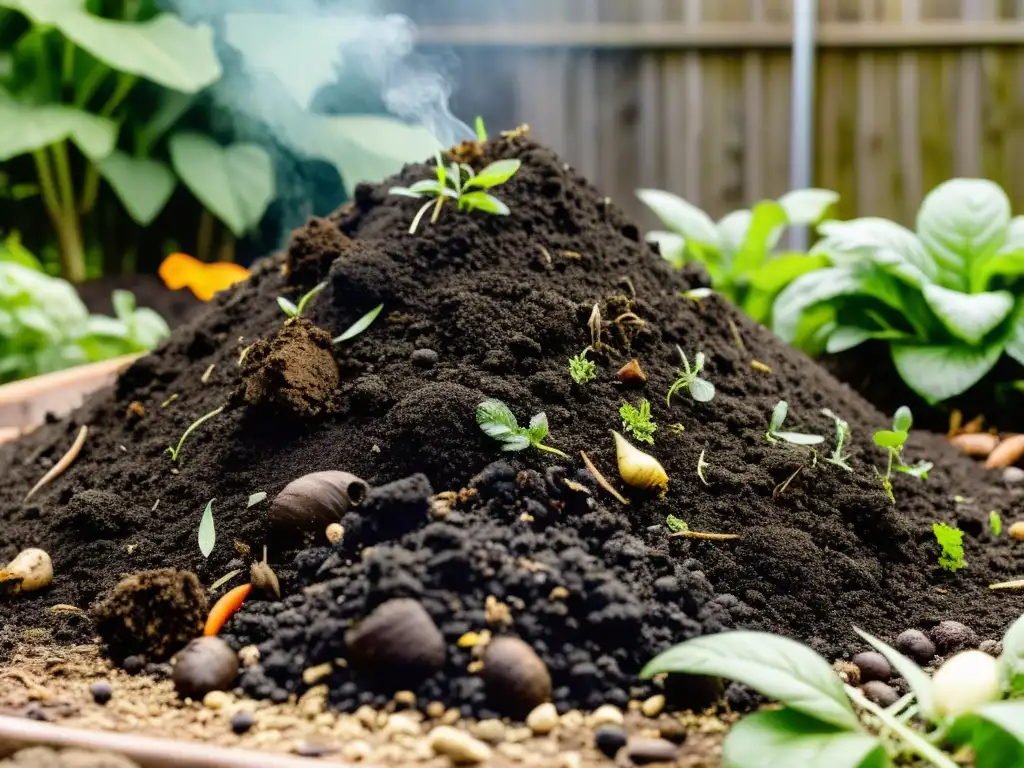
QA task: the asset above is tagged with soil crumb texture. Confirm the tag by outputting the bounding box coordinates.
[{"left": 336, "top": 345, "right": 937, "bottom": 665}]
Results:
[{"left": 1, "top": 134, "right": 1022, "bottom": 716}]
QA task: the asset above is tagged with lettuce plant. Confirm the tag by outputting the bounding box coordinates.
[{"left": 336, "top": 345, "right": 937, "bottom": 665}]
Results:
[
  {"left": 636, "top": 187, "right": 839, "bottom": 323},
  {"left": 773, "top": 179, "right": 1024, "bottom": 403}
]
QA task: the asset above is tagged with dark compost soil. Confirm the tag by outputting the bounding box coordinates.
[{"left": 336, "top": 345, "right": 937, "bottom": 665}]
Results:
[{"left": 1, "top": 135, "right": 1022, "bottom": 716}]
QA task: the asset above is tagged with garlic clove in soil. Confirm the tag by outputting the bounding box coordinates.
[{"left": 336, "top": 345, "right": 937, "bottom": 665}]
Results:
[
  {"left": 0, "top": 548, "right": 53, "bottom": 595},
  {"left": 270, "top": 471, "right": 369, "bottom": 530},
  {"left": 612, "top": 431, "right": 668, "bottom": 495},
  {"left": 932, "top": 649, "right": 1001, "bottom": 717}
]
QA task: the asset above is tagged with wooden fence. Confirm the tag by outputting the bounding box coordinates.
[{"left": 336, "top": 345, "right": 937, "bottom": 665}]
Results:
[{"left": 378, "top": 0, "right": 1024, "bottom": 229}]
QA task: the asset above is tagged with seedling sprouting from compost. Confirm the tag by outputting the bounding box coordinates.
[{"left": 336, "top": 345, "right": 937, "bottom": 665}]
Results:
[
  {"left": 475, "top": 116, "right": 488, "bottom": 141},
  {"left": 278, "top": 282, "right": 326, "bottom": 320},
  {"left": 569, "top": 347, "right": 597, "bottom": 384},
  {"left": 873, "top": 406, "right": 932, "bottom": 501},
  {"left": 389, "top": 151, "right": 522, "bottom": 234},
  {"left": 666, "top": 347, "right": 715, "bottom": 406},
  {"left": 167, "top": 405, "right": 225, "bottom": 462},
  {"left": 333, "top": 304, "right": 384, "bottom": 345},
  {"left": 765, "top": 401, "right": 824, "bottom": 446},
  {"left": 821, "top": 408, "right": 853, "bottom": 471},
  {"left": 620, "top": 398, "right": 657, "bottom": 444},
  {"left": 933, "top": 522, "right": 966, "bottom": 572},
  {"left": 476, "top": 399, "right": 569, "bottom": 458}
]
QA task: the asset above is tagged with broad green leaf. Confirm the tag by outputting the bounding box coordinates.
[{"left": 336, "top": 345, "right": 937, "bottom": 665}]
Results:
[
  {"left": 777, "top": 188, "right": 840, "bottom": 225},
  {"left": 476, "top": 399, "right": 519, "bottom": 439},
  {"left": 169, "top": 133, "right": 275, "bottom": 237},
  {"left": 2, "top": 0, "right": 221, "bottom": 92},
  {"left": 891, "top": 342, "right": 1003, "bottom": 403},
  {"left": 998, "top": 613, "right": 1024, "bottom": 696},
  {"left": 111, "top": 289, "right": 134, "bottom": 323},
  {"left": 872, "top": 430, "right": 907, "bottom": 449},
  {"left": 922, "top": 284, "right": 1014, "bottom": 345},
  {"left": 917, "top": 178, "right": 1011, "bottom": 290},
  {"left": 816, "top": 217, "right": 938, "bottom": 284},
  {"left": 135, "top": 90, "right": 194, "bottom": 156},
  {"left": 825, "top": 326, "right": 911, "bottom": 355},
  {"left": 948, "top": 702, "right": 1024, "bottom": 768},
  {"left": 458, "top": 191, "right": 509, "bottom": 215},
  {"left": 198, "top": 499, "right": 215, "bottom": 558},
  {"left": 717, "top": 209, "right": 754, "bottom": 256},
  {"left": 83, "top": 314, "right": 128, "bottom": 339},
  {"left": 637, "top": 189, "right": 720, "bottom": 250},
  {"left": 464, "top": 159, "right": 520, "bottom": 190},
  {"left": 0, "top": 90, "right": 115, "bottom": 160},
  {"left": 97, "top": 151, "right": 176, "bottom": 226},
  {"left": 774, "top": 432, "right": 825, "bottom": 445},
  {"left": 973, "top": 248, "right": 1024, "bottom": 291},
  {"left": 746, "top": 253, "right": 829, "bottom": 293},
  {"left": 732, "top": 201, "right": 788, "bottom": 275},
  {"left": 333, "top": 303, "right": 383, "bottom": 344},
  {"left": 853, "top": 626, "right": 934, "bottom": 719},
  {"left": 722, "top": 708, "right": 885, "bottom": 768},
  {"left": 125, "top": 307, "right": 169, "bottom": 349},
  {"left": 689, "top": 378, "right": 715, "bottom": 402},
  {"left": 646, "top": 231, "right": 686, "bottom": 267},
  {"left": 641, "top": 630, "right": 859, "bottom": 730}
]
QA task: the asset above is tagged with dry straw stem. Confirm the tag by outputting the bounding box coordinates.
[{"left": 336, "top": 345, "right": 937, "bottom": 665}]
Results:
[
  {"left": 23, "top": 425, "right": 88, "bottom": 503},
  {"left": 580, "top": 450, "right": 628, "bottom": 505},
  {"left": 669, "top": 530, "right": 740, "bottom": 541}
]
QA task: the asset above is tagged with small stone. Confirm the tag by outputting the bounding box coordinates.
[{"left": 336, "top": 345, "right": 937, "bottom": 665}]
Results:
[
  {"left": 385, "top": 713, "right": 420, "bottom": 737},
  {"left": 594, "top": 726, "right": 628, "bottom": 759},
  {"left": 237, "top": 645, "right": 260, "bottom": 668},
  {"left": 833, "top": 660, "right": 860, "bottom": 685},
  {"left": 428, "top": 725, "right": 492, "bottom": 764},
  {"left": 862, "top": 680, "right": 898, "bottom": 708},
  {"left": 172, "top": 637, "right": 239, "bottom": 700},
  {"left": 526, "top": 702, "right": 559, "bottom": 735},
  {"left": 895, "top": 630, "right": 936, "bottom": 665},
  {"left": 589, "top": 704, "right": 624, "bottom": 727},
  {"left": 202, "top": 690, "right": 232, "bottom": 710},
  {"left": 625, "top": 736, "right": 678, "bottom": 765},
  {"left": 505, "top": 726, "right": 532, "bottom": 743},
  {"left": 326, "top": 523, "right": 345, "bottom": 545},
  {"left": 469, "top": 718, "right": 506, "bottom": 743},
  {"left": 426, "top": 701, "right": 445, "bottom": 719},
  {"left": 89, "top": 680, "right": 113, "bottom": 705},
  {"left": 122, "top": 655, "right": 144, "bottom": 675},
  {"left": 393, "top": 690, "right": 416, "bottom": 707},
  {"left": 560, "top": 709, "right": 584, "bottom": 729},
  {"left": 231, "top": 711, "right": 255, "bottom": 734},
  {"left": 656, "top": 716, "right": 689, "bottom": 744},
  {"left": 851, "top": 651, "right": 891, "bottom": 682},
  {"left": 560, "top": 752, "right": 582, "bottom": 768},
  {"left": 302, "top": 662, "right": 333, "bottom": 686},
  {"left": 1004, "top": 466, "right": 1024, "bottom": 484},
  {"left": 931, "top": 621, "right": 978, "bottom": 655},
  {"left": 1011, "top": 521, "right": 1024, "bottom": 541},
  {"left": 979, "top": 639, "right": 1003, "bottom": 657},
  {"left": 482, "top": 636, "right": 552, "bottom": 717},
  {"left": 295, "top": 741, "right": 336, "bottom": 757},
  {"left": 640, "top": 693, "right": 665, "bottom": 718},
  {"left": 411, "top": 348, "right": 439, "bottom": 368}
]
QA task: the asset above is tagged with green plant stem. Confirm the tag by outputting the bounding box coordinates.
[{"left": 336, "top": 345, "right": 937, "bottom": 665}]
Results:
[
  {"left": 79, "top": 74, "right": 138, "bottom": 215},
  {"left": 74, "top": 65, "right": 109, "bottom": 109},
  {"left": 41, "top": 143, "right": 87, "bottom": 283},
  {"left": 31, "top": 150, "right": 64, "bottom": 229},
  {"left": 167, "top": 405, "right": 225, "bottom": 462},
  {"left": 61, "top": 40, "right": 75, "bottom": 87},
  {"left": 536, "top": 443, "right": 569, "bottom": 459},
  {"left": 217, "top": 232, "right": 236, "bottom": 264},
  {"left": 845, "top": 685, "right": 958, "bottom": 768}
]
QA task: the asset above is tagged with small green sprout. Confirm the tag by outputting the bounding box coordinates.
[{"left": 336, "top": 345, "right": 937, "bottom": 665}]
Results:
[
  {"left": 990, "top": 510, "right": 1003, "bottom": 536},
  {"left": 167, "top": 405, "right": 225, "bottom": 462},
  {"left": 476, "top": 398, "right": 568, "bottom": 458},
  {"left": 873, "top": 406, "right": 932, "bottom": 501},
  {"left": 821, "top": 408, "right": 853, "bottom": 471},
  {"left": 666, "top": 514, "right": 688, "bottom": 533},
  {"left": 389, "top": 151, "right": 522, "bottom": 235},
  {"left": 697, "top": 449, "right": 710, "bottom": 486},
  {"left": 569, "top": 346, "right": 597, "bottom": 384},
  {"left": 278, "top": 281, "right": 326, "bottom": 319},
  {"left": 475, "top": 116, "right": 488, "bottom": 141},
  {"left": 666, "top": 346, "right": 715, "bottom": 406},
  {"left": 933, "top": 521, "right": 966, "bottom": 572},
  {"left": 620, "top": 398, "right": 657, "bottom": 445},
  {"left": 680, "top": 287, "right": 713, "bottom": 302},
  {"left": 333, "top": 304, "right": 384, "bottom": 345},
  {"left": 765, "top": 400, "right": 824, "bottom": 446},
  {"left": 198, "top": 498, "right": 216, "bottom": 558}
]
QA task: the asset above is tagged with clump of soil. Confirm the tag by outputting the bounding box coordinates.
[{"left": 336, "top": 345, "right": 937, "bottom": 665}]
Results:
[
  {"left": 0, "top": 134, "right": 1022, "bottom": 715},
  {"left": 92, "top": 569, "right": 207, "bottom": 663}
]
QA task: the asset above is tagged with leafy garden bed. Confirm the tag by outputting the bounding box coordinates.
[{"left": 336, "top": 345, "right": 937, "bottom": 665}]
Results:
[{"left": 0, "top": 131, "right": 1023, "bottom": 767}]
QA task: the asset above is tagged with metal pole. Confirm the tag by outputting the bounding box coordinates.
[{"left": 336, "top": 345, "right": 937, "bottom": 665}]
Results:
[{"left": 789, "top": 0, "right": 816, "bottom": 251}]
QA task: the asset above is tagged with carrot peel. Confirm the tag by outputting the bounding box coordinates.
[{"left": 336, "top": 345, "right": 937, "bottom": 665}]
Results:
[{"left": 204, "top": 583, "right": 252, "bottom": 636}]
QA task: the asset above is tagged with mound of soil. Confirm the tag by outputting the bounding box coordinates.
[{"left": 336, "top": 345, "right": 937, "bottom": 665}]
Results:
[{"left": 1, "top": 134, "right": 1022, "bottom": 714}]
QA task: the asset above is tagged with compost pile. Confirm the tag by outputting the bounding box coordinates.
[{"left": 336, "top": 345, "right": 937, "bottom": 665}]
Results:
[{"left": 1, "top": 134, "right": 1022, "bottom": 715}]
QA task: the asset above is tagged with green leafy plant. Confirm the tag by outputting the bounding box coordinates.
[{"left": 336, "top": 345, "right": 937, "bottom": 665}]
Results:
[
  {"left": 821, "top": 408, "right": 853, "bottom": 471},
  {"left": 166, "top": 405, "right": 224, "bottom": 462},
  {"left": 642, "top": 616, "right": 1024, "bottom": 768},
  {"left": 765, "top": 400, "right": 825, "bottom": 446},
  {"left": 568, "top": 346, "right": 596, "bottom": 384},
  {"left": 278, "top": 281, "right": 325, "bottom": 319},
  {"left": 933, "top": 522, "right": 966, "bottom": 572},
  {"left": 872, "top": 406, "right": 932, "bottom": 501},
  {"left": 666, "top": 346, "right": 715, "bottom": 405},
  {"left": 620, "top": 398, "right": 657, "bottom": 444},
  {"left": 389, "top": 151, "right": 522, "bottom": 235},
  {"left": 0, "top": 247, "right": 170, "bottom": 383},
  {"left": 198, "top": 498, "right": 215, "bottom": 558},
  {"left": 991, "top": 510, "right": 1003, "bottom": 536},
  {"left": 774, "top": 178, "right": 1024, "bottom": 404},
  {"left": 475, "top": 116, "right": 488, "bottom": 142},
  {"left": 476, "top": 398, "right": 568, "bottom": 458},
  {"left": 637, "top": 187, "right": 838, "bottom": 323},
  {"left": 666, "top": 514, "right": 688, "bottom": 533}
]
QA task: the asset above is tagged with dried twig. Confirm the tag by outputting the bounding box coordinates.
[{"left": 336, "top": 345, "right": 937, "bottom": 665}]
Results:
[
  {"left": 580, "top": 451, "right": 628, "bottom": 505},
  {"left": 24, "top": 425, "right": 88, "bottom": 503},
  {"left": 670, "top": 531, "right": 741, "bottom": 541}
]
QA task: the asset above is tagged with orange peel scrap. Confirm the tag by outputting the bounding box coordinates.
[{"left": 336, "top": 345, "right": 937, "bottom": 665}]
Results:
[{"left": 159, "top": 252, "right": 250, "bottom": 301}]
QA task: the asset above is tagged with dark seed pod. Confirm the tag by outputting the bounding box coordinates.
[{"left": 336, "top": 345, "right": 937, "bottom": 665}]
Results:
[
  {"left": 172, "top": 637, "right": 238, "bottom": 700},
  {"left": 345, "top": 599, "right": 445, "bottom": 683},
  {"left": 270, "top": 471, "right": 369, "bottom": 530},
  {"left": 481, "top": 636, "right": 552, "bottom": 718}
]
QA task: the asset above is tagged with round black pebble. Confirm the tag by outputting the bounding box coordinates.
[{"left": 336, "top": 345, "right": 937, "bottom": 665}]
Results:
[
  {"left": 410, "top": 349, "right": 438, "bottom": 368},
  {"left": 862, "top": 681, "right": 898, "bottom": 708},
  {"left": 122, "top": 655, "right": 145, "bottom": 675},
  {"left": 89, "top": 680, "right": 113, "bottom": 705},
  {"left": 172, "top": 637, "right": 239, "bottom": 700},
  {"left": 231, "top": 711, "right": 255, "bottom": 735},
  {"left": 851, "top": 651, "right": 891, "bottom": 682},
  {"left": 595, "top": 726, "right": 628, "bottom": 758},
  {"left": 895, "top": 630, "right": 936, "bottom": 665},
  {"left": 930, "top": 621, "right": 978, "bottom": 655}
]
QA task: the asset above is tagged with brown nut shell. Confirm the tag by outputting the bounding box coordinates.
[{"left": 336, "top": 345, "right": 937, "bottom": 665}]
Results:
[
  {"left": 345, "top": 598, "right": 445, "bottom": 682},
  {"left": 270, "top": 471, "right": 369, "bottom": 530},
  {"left": 617, "top": 359, "right": 647, "bottom": 384},
  {"left": 481, "top": 636, "right": 552, "bottom": 718}
]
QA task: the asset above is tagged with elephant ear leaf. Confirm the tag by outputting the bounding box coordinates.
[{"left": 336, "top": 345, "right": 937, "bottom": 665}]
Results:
[
  {"left": 0, "top": 91, "right": 115, "bottom": 161},
  {"left": 97, "top": 151, "right": 176, "bottom": 226}
]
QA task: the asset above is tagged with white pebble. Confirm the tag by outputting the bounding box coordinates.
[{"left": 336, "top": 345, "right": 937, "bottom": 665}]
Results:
[
  {"left": 428, "top": 725, "right": 492, "bottom": 764},
  {"left": 588, "top": 704, "right": 624, "bottom": 727},
  {"left": 526, "top": 702, "right": 559, "bottom": 734},
  {"left": 641, "top": 694, "right": 666, "bottom": 718}
]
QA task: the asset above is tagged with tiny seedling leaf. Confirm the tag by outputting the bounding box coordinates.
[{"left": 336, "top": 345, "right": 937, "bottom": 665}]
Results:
[
  {"left": 527, "top": 411, "right": 550, "bottom": 443},
  {"left": 247, "top": 492, "right": 267, "bottom": 508},
  {"left": 277, "top": 296, "right": 298, "bottom": 317},
  {"left": 620, "top": 399, "right": 658, "bottom": 445},
  {"left": 458, "top": 191, "right": 510, "bottom": 215},
  {"left": 209, "top": 568, "right": 242, "bottom": 592},
  {"left": 873, "top": 430, "right": 907, "bottom": 450},
  {"left": 476, "top": 399, "right": 567, "bottom": 458},
  {"left": 933, "top": 522, "right": 966, "bottom": 572},
  {"left": 334, "top": 304, "right": 384, "bottom": 344},
  {"left": 893, "top": 406, "right": 913, "bottom": 433},
  {"left": 990, "top": 510, "right": 1003, "bottom": 536},
  {"left": 999, "top": 612, "right": 1024, "bottom": 696},
  {"left": 475, "top": 115, "right": 487, "bottom": 141},
  {"left": 464, "top": 159, "right": 521, "bottom": 190},
  {"left": 198, "top": 499, "right": 216, "bottom": 558},
  {"left": 773, "top": 432, "right": 826, "bottom": 446},
  {"left": 689, "top": 378, "right": 716, "bottom": 402},
  {"left": 294, "top": 282, "right": 326, "bottom": 317},
  {"left": 770, "top": 401, "right": 789, "bottom": 433}
]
